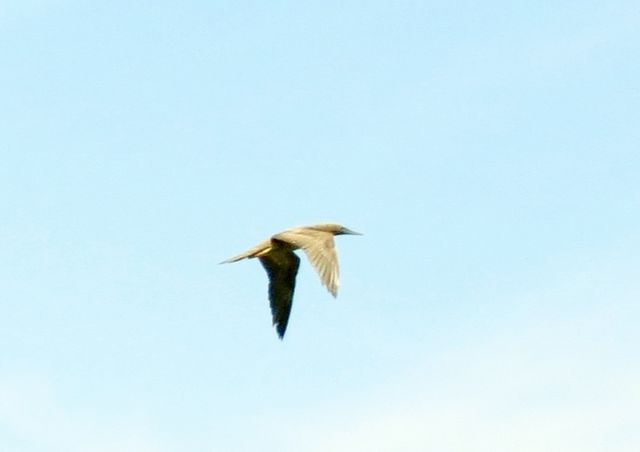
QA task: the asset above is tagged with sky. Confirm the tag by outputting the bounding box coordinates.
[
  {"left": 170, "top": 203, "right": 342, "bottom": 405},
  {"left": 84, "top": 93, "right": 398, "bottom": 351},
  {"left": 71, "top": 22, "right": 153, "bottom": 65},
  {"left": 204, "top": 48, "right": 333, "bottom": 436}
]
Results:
[{"left": 1, "top": 1, "right": 639, "bottom": 451}]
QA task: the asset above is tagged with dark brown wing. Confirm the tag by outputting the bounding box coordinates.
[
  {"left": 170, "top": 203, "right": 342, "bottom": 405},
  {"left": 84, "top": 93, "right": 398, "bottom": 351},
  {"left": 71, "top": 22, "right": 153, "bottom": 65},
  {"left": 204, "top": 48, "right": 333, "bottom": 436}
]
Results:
[{"left": 258, "top": 248, "right": 300, "bottom": 338}]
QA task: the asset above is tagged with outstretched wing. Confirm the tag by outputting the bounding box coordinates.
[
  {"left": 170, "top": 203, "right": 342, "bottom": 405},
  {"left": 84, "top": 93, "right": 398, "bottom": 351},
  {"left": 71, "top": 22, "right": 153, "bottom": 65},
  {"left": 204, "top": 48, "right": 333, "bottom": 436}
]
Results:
[
  {"left": 258, "top": 247, "right": 300, "bottom": 338},
  {"left": 273, "top": 230, "right": 339, "bottom": 297}
]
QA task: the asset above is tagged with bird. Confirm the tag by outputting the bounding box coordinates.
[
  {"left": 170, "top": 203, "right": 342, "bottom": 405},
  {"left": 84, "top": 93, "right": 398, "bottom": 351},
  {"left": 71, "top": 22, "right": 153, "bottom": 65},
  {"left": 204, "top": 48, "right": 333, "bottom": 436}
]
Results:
[{"left": 221, "top": 223, "right": 361, "bottom": 338}]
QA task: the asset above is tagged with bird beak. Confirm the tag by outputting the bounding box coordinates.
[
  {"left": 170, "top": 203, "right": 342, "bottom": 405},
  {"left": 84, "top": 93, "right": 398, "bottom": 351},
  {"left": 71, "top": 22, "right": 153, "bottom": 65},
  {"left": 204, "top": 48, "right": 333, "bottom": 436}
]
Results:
[{"left": 342, "top": 228, "right": 362, "bottom": 235}]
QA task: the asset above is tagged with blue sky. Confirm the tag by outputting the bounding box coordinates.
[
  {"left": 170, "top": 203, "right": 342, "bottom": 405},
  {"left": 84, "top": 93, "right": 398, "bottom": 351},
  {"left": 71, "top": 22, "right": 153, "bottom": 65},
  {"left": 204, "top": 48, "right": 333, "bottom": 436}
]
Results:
[{"left": 1, "top": 1, "right": 639, "bottom": 451}]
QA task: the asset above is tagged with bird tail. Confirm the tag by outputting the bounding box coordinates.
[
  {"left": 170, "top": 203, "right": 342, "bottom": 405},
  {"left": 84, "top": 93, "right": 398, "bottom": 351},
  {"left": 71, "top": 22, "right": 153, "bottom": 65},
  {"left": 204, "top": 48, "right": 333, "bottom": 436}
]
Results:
[
  {"left": 220, "top": 240, "right": 271, "bottom": 264},
  {"left": 219, "top": 253, "right": 250, "bottom": 264}
]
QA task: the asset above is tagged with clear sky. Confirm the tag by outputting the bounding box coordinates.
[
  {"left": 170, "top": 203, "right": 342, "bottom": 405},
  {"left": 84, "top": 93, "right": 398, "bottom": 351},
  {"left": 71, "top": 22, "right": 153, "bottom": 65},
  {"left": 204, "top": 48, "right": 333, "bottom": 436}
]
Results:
[{"left": 1, "top": 1, "right": 639, "bottom": 451}]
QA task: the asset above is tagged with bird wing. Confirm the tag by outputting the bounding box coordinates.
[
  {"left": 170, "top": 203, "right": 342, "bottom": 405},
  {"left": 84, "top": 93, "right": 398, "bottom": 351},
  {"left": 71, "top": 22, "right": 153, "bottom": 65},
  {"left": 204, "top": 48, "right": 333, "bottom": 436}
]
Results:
[
  {"left": 258, "top": 246, "right": 300, "bottom": 338},
  {"left": 273, "top": 230, "right": 340, "bottom": 297}
]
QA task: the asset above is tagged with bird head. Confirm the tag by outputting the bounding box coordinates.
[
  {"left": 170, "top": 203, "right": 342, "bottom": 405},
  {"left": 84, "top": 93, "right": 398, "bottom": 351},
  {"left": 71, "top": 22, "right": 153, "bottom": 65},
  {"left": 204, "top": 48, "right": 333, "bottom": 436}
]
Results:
[
  {"left": 336, "top": 225, "right": 362, "bottom": 236},
  {"left": 311, "top": 223, "right": 362, "bottom": 236}
]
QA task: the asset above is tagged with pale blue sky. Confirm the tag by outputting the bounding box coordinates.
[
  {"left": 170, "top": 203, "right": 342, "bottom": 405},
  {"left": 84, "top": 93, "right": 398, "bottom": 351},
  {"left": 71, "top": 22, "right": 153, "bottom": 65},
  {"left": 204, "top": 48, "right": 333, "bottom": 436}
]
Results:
[{"left": 1, "top": 1, "right": 639, "bottom": 451}]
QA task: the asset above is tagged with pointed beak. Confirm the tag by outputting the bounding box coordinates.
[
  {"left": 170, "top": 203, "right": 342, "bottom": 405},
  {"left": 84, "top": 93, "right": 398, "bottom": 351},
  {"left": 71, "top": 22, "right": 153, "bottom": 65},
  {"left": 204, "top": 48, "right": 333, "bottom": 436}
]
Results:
[{"left": 342, "top": 228, "right": 362, "bottom": 235}]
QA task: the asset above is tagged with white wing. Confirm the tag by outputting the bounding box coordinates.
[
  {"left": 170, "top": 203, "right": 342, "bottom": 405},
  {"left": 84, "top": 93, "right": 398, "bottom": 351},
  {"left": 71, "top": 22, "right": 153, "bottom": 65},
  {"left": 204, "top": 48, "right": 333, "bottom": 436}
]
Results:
[{"left": 273, "top": 230, "right": 340, "bottom": 297}]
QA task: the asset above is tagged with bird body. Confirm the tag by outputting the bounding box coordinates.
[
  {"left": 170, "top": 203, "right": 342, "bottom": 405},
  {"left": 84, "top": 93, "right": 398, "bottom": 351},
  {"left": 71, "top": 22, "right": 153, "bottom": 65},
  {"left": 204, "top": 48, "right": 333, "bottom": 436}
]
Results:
[{"left": 222, "top": 223, "right": 360, "bottom": 338}]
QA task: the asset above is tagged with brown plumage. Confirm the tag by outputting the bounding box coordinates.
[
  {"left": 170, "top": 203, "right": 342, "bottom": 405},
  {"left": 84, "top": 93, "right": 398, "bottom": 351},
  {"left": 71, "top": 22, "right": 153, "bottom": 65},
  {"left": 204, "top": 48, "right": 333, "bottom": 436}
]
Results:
[{"left": 221, "top": 223, "right": 361, "bottom": 338}]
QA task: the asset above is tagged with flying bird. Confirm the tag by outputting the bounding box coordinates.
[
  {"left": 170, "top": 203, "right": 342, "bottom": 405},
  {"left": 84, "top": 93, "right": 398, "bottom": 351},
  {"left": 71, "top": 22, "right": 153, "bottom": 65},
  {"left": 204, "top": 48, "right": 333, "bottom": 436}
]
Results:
[{"left": 221, "top": 223, "right": 361, "bottom": 338}]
